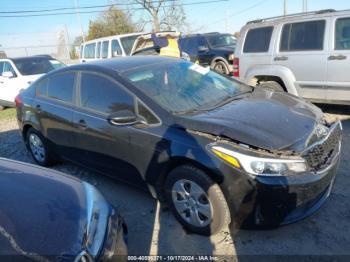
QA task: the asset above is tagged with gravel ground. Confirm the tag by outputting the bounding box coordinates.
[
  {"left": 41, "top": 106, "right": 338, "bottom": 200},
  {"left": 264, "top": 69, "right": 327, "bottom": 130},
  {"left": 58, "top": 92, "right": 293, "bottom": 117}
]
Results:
[{"left": 0, "top": 106, "right": 350, "bottom": 259}]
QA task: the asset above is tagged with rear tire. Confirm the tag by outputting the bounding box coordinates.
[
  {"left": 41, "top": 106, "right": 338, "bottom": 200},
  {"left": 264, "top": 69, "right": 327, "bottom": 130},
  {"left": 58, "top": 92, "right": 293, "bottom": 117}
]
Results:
[
  {"left": 26, "top": 128, "right": 53, "bottom": 167},
  {"left": 258, "top": 81, "right": 284, "bottom": 92},
  {"left": 164, "top": 165, "right": 230, "bottom": 236}
]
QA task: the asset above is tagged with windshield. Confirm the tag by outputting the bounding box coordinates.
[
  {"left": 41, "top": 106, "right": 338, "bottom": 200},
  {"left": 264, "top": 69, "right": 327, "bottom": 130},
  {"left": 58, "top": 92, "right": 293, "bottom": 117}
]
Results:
[
  {"left": 13, "top": 57, "right": 65, "bottom": 75},
  {"left": 206, "top": 34, "right": 236, "bottom": 48},
  {"left": 122, "top": 61, "right": 251, "bottom": 114},
  {"left": 121, "top": 35, "right": 140, "bottom": 55}
]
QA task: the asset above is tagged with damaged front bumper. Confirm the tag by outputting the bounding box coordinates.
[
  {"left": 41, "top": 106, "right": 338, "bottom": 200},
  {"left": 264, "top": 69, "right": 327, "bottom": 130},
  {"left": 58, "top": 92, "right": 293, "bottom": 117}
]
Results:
[{"left": 216, "top": 122, "right": 342, "bottom": 229}]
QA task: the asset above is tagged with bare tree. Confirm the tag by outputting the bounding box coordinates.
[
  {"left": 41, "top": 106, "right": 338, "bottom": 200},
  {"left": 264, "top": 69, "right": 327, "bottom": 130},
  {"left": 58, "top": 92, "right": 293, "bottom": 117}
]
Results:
[{"left": 132, "top": 0, "right": 186, "bottom": 31}]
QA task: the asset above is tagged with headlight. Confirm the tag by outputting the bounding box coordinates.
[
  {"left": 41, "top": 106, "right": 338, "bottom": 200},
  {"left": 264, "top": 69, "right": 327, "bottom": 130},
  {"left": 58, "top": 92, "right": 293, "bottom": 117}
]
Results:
[
  {"left": 228, "top": 54, "right": 235, "bottom": 61},
  {"left": 210, "top": 145, "right": 308, "bottom": 176}
]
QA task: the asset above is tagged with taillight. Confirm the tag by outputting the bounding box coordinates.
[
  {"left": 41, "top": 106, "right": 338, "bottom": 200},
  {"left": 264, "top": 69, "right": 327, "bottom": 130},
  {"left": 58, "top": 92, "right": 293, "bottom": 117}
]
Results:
[
  {"left": 15, "top": 94, "right": 23, "bottom": 107},
  {"left": 232, "top": 57, "right": 239, "bottom": 77}
]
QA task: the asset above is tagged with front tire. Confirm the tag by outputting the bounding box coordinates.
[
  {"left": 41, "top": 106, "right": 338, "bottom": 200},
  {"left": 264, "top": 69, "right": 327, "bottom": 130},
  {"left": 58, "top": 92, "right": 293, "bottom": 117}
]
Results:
[
  {"left": 212, "top": 60, "right": 229, "bottom": 75},
  {"left": 164, "top": 165, "right": 230, "bottom": 235},
  {"left": 26, "top": 128, "right": 53, "bottom": 166}
]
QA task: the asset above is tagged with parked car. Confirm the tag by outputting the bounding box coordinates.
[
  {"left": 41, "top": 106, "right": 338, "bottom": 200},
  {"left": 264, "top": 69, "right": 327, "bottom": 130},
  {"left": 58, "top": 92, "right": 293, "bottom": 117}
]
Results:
[
  {"left": 178, "top": 32, "right": 236, "bottom": 75},
  {"left": 0, "top": 55, "right": 65, "bottom": 110},
  {"left": 16, "top": 56, "right": 342, "bottom": 235},
  {"left": 234, "top": 9, "right": 350, "bottom": 105},
  {"left": 0, "top": 158, "right": 127, "bottom": 260},
  {"left": 80, "top": 33, "right": 144, "bottom": 63}
]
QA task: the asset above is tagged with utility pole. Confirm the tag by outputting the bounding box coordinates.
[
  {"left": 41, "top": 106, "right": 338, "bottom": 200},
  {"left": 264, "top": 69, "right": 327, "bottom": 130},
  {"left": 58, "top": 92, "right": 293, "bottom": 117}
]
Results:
[
  {"left": 303, "top": 0, "right": 308, "bottom": 13},
  {"left": 284, "top": 0, "right": 287, "bottom": 16},
  {"left": 73, "top": 0, "right": 85, "bottom": 42}
]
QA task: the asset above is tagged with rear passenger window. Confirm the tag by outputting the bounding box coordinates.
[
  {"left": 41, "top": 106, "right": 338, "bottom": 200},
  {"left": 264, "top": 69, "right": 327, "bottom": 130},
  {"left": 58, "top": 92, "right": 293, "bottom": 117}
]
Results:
[
  {"left": 102, "top": 41, "right": 109, "bottom": 58},
  {"left": 243, "top": 26, "right": 273, "bottom": 53},
  {"left": 280, "top": 20, "right": 325, "bottom": 51},
  {"left": 80, "top": 72, "right": 134, "bottom": 114},
  {"left": 36, "top": 79, "right": 49, "bottom": 97},
  {"left": 112, "top": 40, "right": 122, "bottom": 57},
  {"left": 84, "top": 43, "right": 96, "bottom": 59},
  {"left": 335, "top": 18, "right": 350, "bottom": 50},
  {"left": 47, "top": 73, "right": 75, "bottom": 103},
  {"left": 96, "top": 42, "right": 101, "bottom": 58}
]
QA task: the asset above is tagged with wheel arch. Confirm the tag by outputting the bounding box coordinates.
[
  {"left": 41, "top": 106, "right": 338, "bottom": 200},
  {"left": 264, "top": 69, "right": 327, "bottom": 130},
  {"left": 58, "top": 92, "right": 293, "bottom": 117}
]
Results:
[
  {"left": 244, "top": 65, "right": 299, "bottom": 96},
  {"left": 154, "top": 156, "right": 223, "bottom": 201}
]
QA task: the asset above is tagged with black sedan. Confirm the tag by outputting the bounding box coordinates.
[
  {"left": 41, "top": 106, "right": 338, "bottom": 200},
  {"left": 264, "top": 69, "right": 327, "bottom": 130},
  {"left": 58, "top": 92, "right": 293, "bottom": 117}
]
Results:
[
  {"left": 16, "top": 56, "right": 342, "bottom": 235},
  {"left": 0, "top": 158, "right": 127, "bottom": 260}
]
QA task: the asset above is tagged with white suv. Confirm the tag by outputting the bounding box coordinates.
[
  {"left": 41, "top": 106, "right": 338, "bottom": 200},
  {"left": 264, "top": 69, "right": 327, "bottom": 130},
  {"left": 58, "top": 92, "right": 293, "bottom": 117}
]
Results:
[
  {"left": 0, "top": 55, "right": 64, "bottom": 110},
  {"left": 234, "top": 9, "right": 350, "bottom": 105}
]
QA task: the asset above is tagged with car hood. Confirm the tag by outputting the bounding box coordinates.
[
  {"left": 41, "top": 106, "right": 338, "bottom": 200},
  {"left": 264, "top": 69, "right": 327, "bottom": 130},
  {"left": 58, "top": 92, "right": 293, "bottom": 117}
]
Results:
[
  {"left": 174, "top": 89, "right": 323, "bottom": 152},
  {"left": 0, "top": 159, "right": 87, "bottom": 258}
]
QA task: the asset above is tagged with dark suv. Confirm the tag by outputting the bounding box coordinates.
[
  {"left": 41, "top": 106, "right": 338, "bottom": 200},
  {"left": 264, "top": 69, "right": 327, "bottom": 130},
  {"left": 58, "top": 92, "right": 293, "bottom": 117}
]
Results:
[{"left": 179, "top": 32, "right": 236, "bottom": 75}]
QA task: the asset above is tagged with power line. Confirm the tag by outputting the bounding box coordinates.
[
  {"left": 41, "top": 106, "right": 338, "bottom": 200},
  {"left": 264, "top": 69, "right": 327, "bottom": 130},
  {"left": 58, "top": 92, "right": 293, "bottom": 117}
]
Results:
[
  {"left": 0, "top": 0, "right": 214, "bottom": 14},
  {"left": 0, "top": 0, "right": 175, "bottom": 14},
  {"left": 0, "top": 0, "right": 228, "bottom": 18},
  {"left": 210, "top": 0, "right": 268, "bottom": 26}
]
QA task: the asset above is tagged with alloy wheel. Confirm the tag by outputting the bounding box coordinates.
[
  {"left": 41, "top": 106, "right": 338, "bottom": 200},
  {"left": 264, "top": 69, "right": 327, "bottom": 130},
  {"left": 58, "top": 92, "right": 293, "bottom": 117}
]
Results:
[
  {"left": 28, "top": 133, "right": 46, "bottom": 163},
  {"left": 214, "top": 63, "right": 226, "bottom": 74},
  {"left": 172, "top": 179, "right": 213, "bottom": 227}
]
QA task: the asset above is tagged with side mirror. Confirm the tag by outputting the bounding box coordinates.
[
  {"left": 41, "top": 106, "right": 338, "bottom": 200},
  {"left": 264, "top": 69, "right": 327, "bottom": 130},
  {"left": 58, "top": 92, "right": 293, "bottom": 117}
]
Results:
[
  {"left": 2, "top": 71, "right": 14, "bottom": 78},
  {"left": 198, "top": 46, "right": 209, "bottom": 53},
  {"left": 107, "top": 110, "right": 141, "bottom": 126}
]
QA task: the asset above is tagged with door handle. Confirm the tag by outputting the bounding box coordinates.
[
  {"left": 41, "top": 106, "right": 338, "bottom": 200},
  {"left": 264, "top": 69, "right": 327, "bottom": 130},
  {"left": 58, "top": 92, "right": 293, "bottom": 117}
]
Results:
[
  {"left": 35, "top": 105, "right": 42, "bottom": 113},
  {"left": 328, "top": 54, "right": 347, "bottom": 60},
  {"left": 78, "top": 119, "right": 87, "bottom": 130},
  {"left": 274, "top": 56, "right": 288, "bottom": 61}
]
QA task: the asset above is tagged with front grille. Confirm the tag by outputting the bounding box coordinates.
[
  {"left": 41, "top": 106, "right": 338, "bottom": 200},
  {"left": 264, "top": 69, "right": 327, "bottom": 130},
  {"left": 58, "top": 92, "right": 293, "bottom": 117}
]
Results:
[{"left": 303, "top": 122, "right": 342, "bottom": 169}]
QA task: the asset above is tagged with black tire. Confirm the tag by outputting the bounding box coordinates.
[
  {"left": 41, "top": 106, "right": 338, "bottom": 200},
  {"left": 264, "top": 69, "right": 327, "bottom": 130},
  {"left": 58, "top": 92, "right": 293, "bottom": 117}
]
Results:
[
  {"left": 25, "top": 128, "right": 53, "bottom": 167},
  {"left": 212, "top": 60, "right": 229, "bottom": 75},
  {"left": 258, "top": 81, "right": 285, "bottom": 92},
  {"left": 164, "top": 165, "right": 230, "bottom": 236}
]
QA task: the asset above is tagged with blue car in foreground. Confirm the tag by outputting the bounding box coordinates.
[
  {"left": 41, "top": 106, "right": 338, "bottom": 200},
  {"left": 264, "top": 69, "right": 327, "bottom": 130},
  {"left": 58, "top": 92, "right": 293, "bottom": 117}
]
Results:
[{"left": 0, "top": 158, "right": 127, "bottom": 261}]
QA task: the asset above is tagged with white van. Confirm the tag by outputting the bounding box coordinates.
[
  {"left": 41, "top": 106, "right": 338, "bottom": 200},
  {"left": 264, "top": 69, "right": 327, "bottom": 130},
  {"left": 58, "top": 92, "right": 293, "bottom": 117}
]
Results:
[
  {"left": 234, "top": 9, "right": 350, "bottom": 105},
  {"left": 80, "top": 33, "right": 144, "bottom": 62}
]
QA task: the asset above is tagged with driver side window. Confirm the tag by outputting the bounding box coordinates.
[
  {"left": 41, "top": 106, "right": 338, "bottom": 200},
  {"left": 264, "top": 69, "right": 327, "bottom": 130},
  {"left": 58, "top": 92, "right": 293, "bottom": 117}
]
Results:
[
  {"left": 1, "top": 62, "right": 16, "bottom": 77},
  {"left": 80, "top": 72, "right": 135, "bottom": 114}
]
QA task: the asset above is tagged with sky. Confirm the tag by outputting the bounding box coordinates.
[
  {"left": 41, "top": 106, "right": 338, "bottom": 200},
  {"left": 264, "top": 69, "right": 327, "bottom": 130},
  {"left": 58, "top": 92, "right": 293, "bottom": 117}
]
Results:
[{"left": 0, "top": 0, "right": 349, "bottom": 56}]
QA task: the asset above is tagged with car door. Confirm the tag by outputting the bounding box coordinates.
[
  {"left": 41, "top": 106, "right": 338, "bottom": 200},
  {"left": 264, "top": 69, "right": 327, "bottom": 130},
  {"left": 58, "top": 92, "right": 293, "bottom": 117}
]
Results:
[
  {"left": 33, "top": 72, "right": 77, "bottom": 158},
  {"left": 72, "top": 71, "right": 146, "bottom": 186},
  {"left": 273, "top": 19, "right": 329, "bottom": 101},
  {"left": 197, "top": 36, "right": 213, "bottom": 66},
  {"left": 326, "top": 15, "right": 350, "bottom": 103}
]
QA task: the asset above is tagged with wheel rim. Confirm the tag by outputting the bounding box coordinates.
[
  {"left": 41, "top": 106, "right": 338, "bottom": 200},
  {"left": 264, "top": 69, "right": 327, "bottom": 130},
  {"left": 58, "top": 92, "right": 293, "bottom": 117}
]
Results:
[
  {"left": 214, "top": 63, "right": 226, "bottom": 74},
  {"left": 171, "top": 179, "right": 213, "bottom": 227},
  {"left": 28, "top": 133, "right": 46, "bottom": 162}
]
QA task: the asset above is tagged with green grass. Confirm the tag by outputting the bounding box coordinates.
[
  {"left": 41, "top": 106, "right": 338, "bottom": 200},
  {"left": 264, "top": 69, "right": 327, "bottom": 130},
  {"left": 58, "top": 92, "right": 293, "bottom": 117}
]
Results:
[{"left": 0, "top": 108, "right": 16, "bottom": 120}]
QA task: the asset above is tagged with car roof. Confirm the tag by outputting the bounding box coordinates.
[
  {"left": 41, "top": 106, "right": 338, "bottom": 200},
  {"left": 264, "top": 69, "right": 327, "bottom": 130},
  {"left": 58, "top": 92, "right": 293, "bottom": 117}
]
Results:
[
  {"left": 245, "top": 9, "right": 349, "bottom": 27},
  {"left": 67, "top": 56, "right": 181, "bottom": 73},
  {"left": 82, "top": 32, "right": 145, "bottom": 45},
  {"left": 7, "top": 55, "right": 55, "bottom": 62}
]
